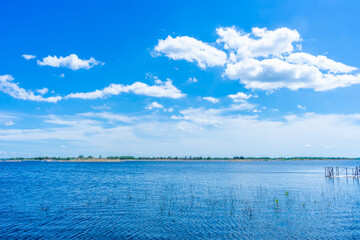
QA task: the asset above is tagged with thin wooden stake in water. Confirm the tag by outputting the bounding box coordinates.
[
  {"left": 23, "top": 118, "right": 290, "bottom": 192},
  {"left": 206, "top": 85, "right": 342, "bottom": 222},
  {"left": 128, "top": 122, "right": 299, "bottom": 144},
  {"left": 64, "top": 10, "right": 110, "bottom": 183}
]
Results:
[
  {"left": 346, "top": 168, "right": 348, "bottom": 178},
  {"left": 325, "top": 166, "right": 360, "bottom": 178}
]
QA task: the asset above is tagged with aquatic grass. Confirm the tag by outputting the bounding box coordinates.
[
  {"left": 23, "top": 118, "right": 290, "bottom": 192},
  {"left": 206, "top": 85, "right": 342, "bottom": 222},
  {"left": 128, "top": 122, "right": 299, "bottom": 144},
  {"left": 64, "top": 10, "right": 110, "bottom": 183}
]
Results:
[
  {"left": 4, "top": 161, "right": 360, "bottom": 239},
  {"left": 18, "top": 174, "right": 360, "bottom": 238}
]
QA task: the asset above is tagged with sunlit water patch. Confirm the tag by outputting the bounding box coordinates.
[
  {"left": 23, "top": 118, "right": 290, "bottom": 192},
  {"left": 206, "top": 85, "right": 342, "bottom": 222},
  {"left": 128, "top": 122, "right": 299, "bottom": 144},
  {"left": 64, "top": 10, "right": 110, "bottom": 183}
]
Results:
[{"left": 1, "top": 161, "right": 360, "bottom": 239}]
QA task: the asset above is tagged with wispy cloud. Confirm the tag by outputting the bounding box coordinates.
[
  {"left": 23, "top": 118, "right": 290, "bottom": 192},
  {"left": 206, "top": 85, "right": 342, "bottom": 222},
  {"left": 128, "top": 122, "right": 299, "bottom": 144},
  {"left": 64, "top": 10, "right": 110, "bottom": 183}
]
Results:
[
  {"left": 91, "top": 104, "right": 111, "bottom": 110},
  {"left": 65, "top": 79, "right": 185, "bottom": 100},
  {"left": 0, "top": 75, "right": 185, "bottom": 103},
  {"left": 297, "top": 105, "right": 306, "bottom": 110},
  {"left": 22, "top": 54, "right": 36, "bottom": 60},
  {"left": 187, "top": 77, "right": 198, "bottom": 83},
  {"left": 78, "top": 112, "right": 134, "bottom": 123},
  {"left": 172, "top": 103, "right": 256, "bottom": 126},
  {"left": 3, "top": 121, "right": 14, "bottom": 126},
  {"left": 2, "top": 112, "right": 360, "bottom": 157},
  {"left": 203, "top": 96, "right": 219, "bottom": 103},
  {"left": 287, "top": 53, "right": 357, "bottom": 73},
  {"left": 0, "top": 75, "right": 62, "bottom": 103}
]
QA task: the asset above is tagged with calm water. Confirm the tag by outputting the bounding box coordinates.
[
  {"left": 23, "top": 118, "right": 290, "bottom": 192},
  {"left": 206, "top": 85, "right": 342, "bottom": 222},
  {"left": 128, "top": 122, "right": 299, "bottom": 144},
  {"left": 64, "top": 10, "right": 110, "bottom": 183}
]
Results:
[{"left": 1, "top": 160, "right": 360, "bottom": 239}]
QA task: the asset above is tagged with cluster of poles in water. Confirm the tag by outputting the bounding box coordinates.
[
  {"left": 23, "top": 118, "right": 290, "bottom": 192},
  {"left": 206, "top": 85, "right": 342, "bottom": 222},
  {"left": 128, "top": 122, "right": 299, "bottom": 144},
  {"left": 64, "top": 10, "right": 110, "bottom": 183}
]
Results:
[{"left": 325, "top": 166, "right": 360, "bottom": 178}]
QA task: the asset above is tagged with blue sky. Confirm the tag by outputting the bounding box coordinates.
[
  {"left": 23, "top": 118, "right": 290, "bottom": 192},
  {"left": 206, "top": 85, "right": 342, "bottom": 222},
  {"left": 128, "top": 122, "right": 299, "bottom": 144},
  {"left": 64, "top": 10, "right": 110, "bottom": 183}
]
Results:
[{"left": 1, "top": 0, "right": 360, "bottom": 158}]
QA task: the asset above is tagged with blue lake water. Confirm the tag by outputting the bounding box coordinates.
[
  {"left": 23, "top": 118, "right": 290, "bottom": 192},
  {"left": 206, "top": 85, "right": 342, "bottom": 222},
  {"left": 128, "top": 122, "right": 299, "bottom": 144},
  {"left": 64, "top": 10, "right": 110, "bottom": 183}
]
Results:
[{"left": 1, "top": 160, "right": 360, "bottom": 239}]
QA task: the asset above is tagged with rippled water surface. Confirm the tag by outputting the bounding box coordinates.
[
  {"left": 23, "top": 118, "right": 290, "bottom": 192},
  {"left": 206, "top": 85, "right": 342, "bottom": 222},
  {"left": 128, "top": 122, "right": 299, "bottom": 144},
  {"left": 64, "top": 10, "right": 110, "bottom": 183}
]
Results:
[{"left": 1, "top": 160, "right": 360, "bottom": 239}]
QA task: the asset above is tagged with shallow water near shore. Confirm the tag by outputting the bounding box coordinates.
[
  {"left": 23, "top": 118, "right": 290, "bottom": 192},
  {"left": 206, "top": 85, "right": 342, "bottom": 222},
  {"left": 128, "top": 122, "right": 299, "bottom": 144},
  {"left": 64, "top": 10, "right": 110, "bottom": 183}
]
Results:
[{"left": 1, "top": 160, "right": 360, "bottom": 239}]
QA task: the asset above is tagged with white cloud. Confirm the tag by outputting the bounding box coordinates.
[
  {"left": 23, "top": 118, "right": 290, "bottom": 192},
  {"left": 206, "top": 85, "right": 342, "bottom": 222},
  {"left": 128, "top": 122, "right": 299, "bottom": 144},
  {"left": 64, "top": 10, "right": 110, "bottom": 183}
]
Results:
[
  {"left": 216, "top": 27, "right": 301, "bottom": 59},
  {"left": 91, "top": 104, "right": 111, "bottom": 110},
  {"left": 314, "top": 73, "right": 360, "bottom": 91},
  {"left": 59, "top": 73, "right": 65, "bottom": 78},
  {"left": 228, "top": 103, "right": 257, "bottom": 111},
  {"left": 303, "top": 144, "right": 312, "bottom": 148},
  {"left": 165, "top": 107, "right": 174, "bottom": 113},
  {"left": 22, "top": 54, "right": 36, "bottom": 60},
  {"left": 36, "top": 88, "right": 48, "bottom": 95},
  {"left": 297, "top": 105, "right": 306, "bottom": 110},
  {"left": 155, "top": 26, "right": 360, "bottom": 91},
  {"left": 66, "top": 79, "right": 185, "bottom": 100},
  {"left": 224, "top": 58, "right": 360, "bottom": 91},
  {"left": 173, "top": 103, "right": 256, "bottom": 126},
  {"left": 37, "top": 54, "right": 103, "bottom": 70},
  {"left": 78, "top": 112, "right": 134, "bottom": 123},
  {"left": 4, "top": 111, "right": 360, "bottom": 157},
  {"left": 44, "top": 116, "right": 82, "bottom": 126},
  {"left": 0, "top": 75, "right": 62, "bottom": 103},
  {"left": 287, "top": 53, "right": 357, "bottom": 73},
  {"left": 203, "top": 96, "right": 219, "bottom": 103},
  {"left": 154, "top": 36, "right": 227, "bottom": 69},
  {"left": 0, "top": 76, "right": 184, "bottom": 103},
  {"left": 187, "top": 77, "right": 198, "bottom": 83},
  {"left": 0, "top": 113, "right": 17, "bottom": 120},
  {"left": 145, "top": 102, "right": 173, "bottom": 113},
  {"left": 227, "top": 92, "right": 252, "bottom": 102},
  {"left": 284, "top": 114, "right": 298, "bottom": 122},
  {"left": 3, "top": 121, "right": 14, "bottom": 126},
  {"left": 219, "top": 28, "right": 360, "bottom": 91},
  {"left": 174, "top": 107, "right": 225, "bottom": 125},
  {"left": 145, "top": 101, "right": 164, "bottom": 110},
  {"left": 224, "top": 58, "right": 322, "bottom": 90}
]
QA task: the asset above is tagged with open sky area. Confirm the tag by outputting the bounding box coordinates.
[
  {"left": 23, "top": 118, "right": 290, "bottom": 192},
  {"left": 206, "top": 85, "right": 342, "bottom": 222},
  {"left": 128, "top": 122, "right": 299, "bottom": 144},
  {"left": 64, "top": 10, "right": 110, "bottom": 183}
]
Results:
[{"left": 1, "top": 0, "right": 360, "bottom": 158}]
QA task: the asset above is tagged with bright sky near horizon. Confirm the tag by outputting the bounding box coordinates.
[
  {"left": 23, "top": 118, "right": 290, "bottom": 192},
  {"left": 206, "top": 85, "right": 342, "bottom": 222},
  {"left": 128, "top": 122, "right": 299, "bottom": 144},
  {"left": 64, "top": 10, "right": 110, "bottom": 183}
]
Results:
[{"left": 1, "top": 0, "right": 360, "bottom": 158}]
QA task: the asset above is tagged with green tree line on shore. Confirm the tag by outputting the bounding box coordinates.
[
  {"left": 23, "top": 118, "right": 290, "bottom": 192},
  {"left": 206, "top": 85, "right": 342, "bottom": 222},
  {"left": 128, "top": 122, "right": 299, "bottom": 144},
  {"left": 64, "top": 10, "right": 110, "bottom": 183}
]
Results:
[{"left": 1, "top": 155, "right": 359, "bottom": 161}]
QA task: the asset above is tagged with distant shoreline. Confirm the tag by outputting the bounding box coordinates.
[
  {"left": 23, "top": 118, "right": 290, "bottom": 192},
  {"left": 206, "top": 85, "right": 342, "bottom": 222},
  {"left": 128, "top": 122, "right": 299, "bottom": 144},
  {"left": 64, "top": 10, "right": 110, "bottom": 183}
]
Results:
[{"left": 1, "top": 158, "right": 359, "bottom": 163}]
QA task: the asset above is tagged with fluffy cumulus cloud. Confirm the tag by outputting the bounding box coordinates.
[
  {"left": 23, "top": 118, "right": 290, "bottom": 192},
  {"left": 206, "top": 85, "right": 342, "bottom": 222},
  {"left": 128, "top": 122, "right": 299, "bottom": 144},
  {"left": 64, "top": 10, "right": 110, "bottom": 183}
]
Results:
[
  {"left": 155, "top": 26, "right": 360, "bottom": 91},
  {"left": 145, "top": 102, "right": 174, "bottom": 112},
  {"left": 0, "top": 75, "right": 62, "bottom": 103},
  {"left": 36, "top": 88, "right": 49, "bottom": 95},
  {"left": 227, "top": 92, "right": 252, "bottom": 102},
  {"left": 216, "top": 27, "right": 301, "bottom": 60},
  {"left": 37, "top": 54, "right": 103, "bottom": 70},
  {"left": 154, "top": 36, "right": 227, "bottom": 69},
  {"left": 224, "top": 58, "right": 360, "bottom": 91},
  {"left": 145, "top": 101, "right": 164, "bottom": 110},
  {"left": 203, "top": 96, "right": 219, "bottom": 103},
  {"left": 22, "top": 54, "right": 36, "bottom": 60},
  {"left": 66, "top": 79, "right": 185, "bottom": 100}
]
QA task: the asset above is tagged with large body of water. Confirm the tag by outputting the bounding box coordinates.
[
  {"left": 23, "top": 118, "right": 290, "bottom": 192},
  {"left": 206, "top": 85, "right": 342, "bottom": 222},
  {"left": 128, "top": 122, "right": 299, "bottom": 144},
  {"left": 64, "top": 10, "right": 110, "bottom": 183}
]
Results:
[{"left": 1, "top": 160, "right": 360, "bottom": 239}]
